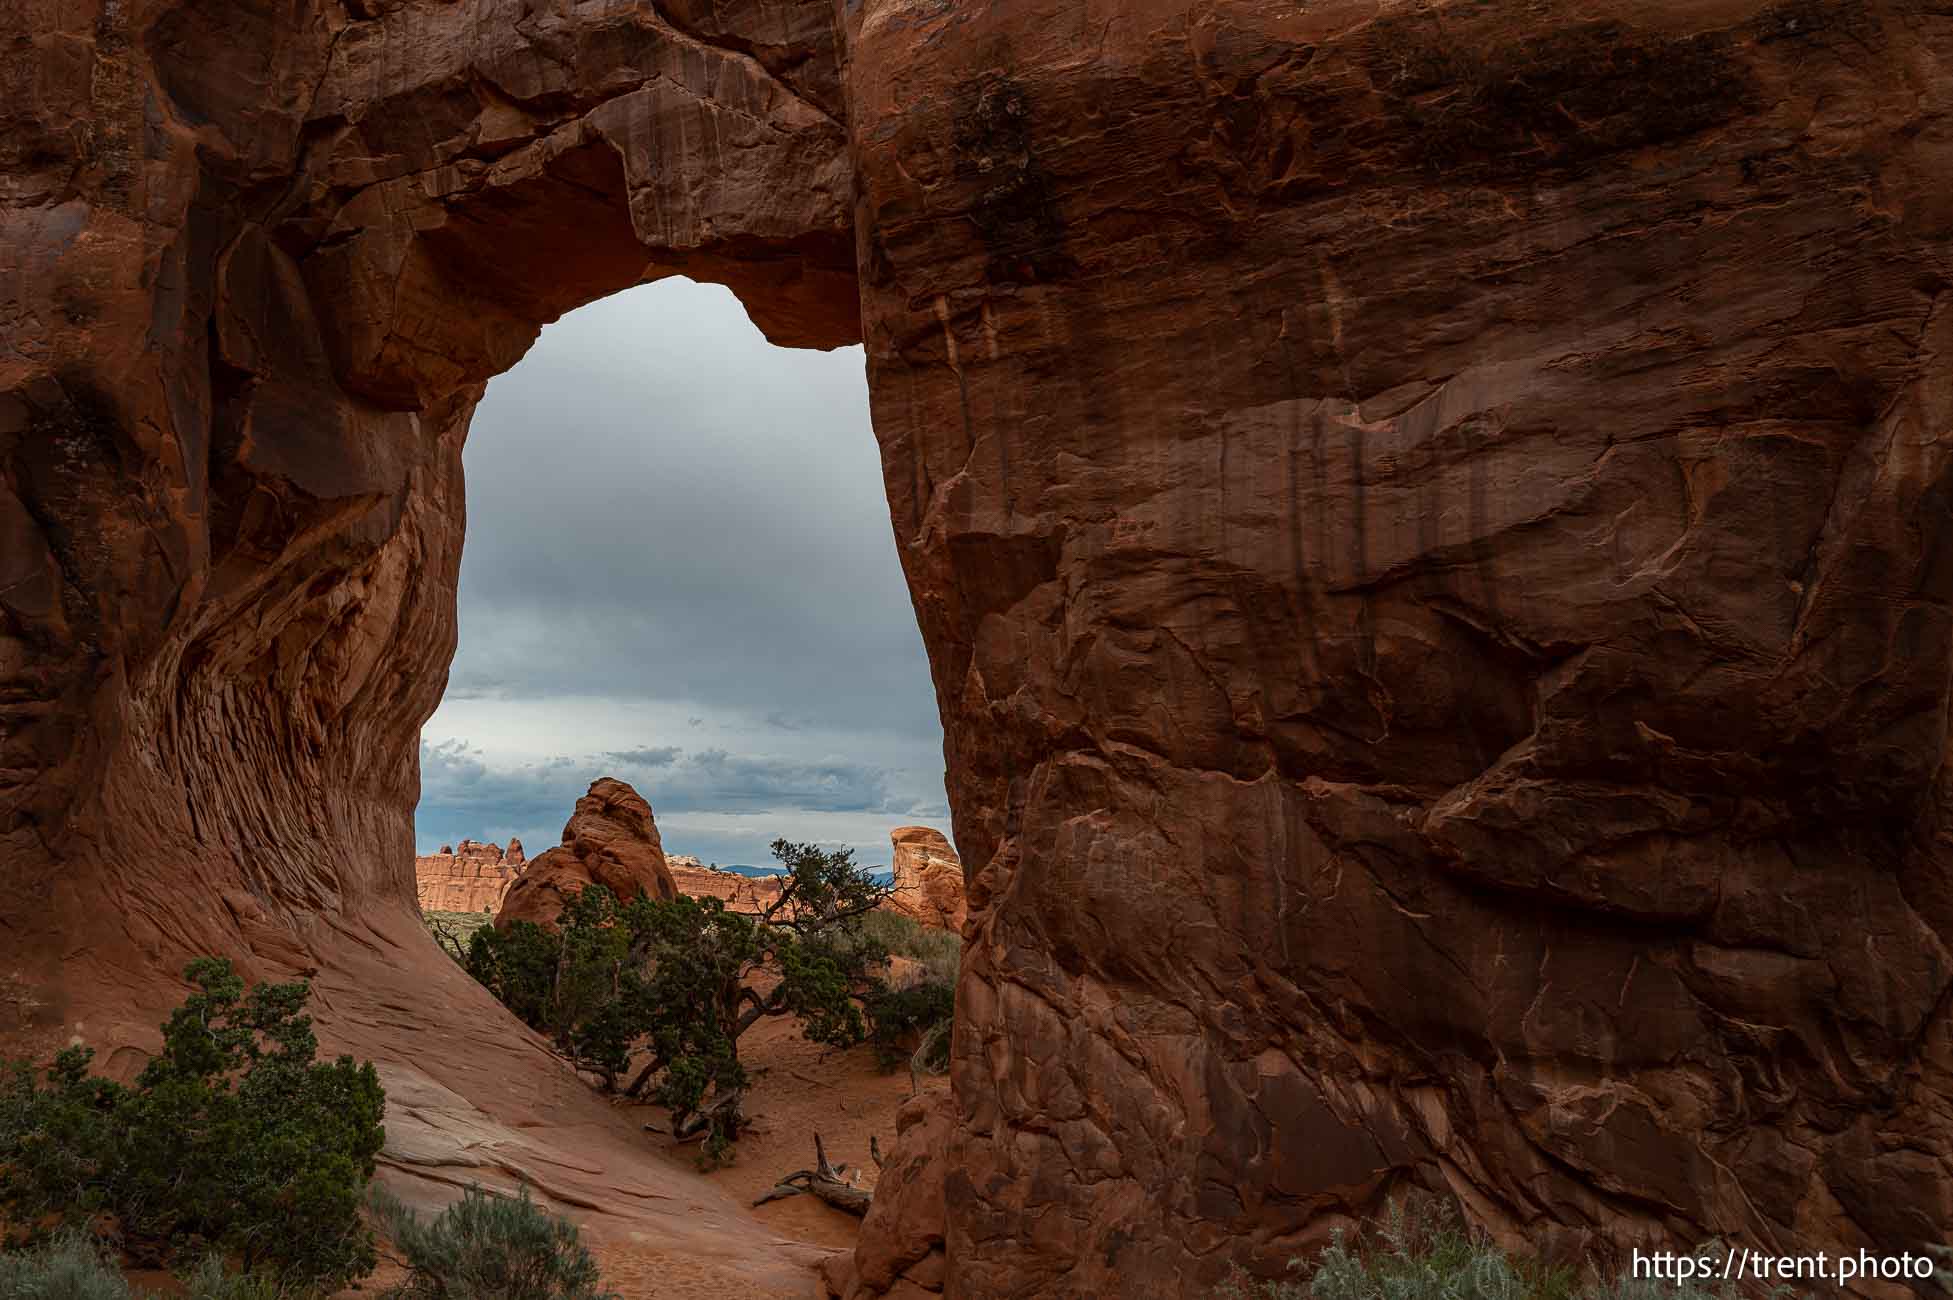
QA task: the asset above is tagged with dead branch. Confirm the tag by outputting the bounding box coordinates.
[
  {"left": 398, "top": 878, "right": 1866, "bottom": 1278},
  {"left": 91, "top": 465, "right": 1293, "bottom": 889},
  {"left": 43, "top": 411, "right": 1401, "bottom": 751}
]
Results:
[
  {"left": 752, "top": 1132, "right": 872, "bottom": 1216},
  {"left": 426, "top": 915, "right": 471, "bottom": 964},
  {"left": 909, "top": 1019, "right": 951, "bottom": 1096},
  {"left": 671, "top": 1086, "right": 745, "bottom": 1142}
]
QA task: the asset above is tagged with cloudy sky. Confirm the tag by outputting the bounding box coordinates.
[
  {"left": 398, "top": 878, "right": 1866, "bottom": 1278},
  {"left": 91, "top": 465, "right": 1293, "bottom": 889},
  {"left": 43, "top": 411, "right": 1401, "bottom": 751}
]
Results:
[{"left": 415, "top": 278, "right": 948, "bottom": 869}]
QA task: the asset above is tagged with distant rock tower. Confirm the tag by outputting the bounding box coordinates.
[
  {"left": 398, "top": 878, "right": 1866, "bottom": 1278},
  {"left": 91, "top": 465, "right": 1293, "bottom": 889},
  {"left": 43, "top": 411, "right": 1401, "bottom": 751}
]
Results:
[{"left": 882, "top": 827, "right": 965, "bottom": 931}]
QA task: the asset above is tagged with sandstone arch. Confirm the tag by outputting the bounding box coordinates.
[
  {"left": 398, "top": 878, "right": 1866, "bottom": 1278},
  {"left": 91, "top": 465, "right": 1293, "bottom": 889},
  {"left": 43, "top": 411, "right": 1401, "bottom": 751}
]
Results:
[{"left": 6, "top": 1, "right": 1953, "bottom": 1297}]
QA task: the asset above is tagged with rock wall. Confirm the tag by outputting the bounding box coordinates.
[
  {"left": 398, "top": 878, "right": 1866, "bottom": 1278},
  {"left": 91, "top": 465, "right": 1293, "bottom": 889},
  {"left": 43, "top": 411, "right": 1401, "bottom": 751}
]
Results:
[
  {"left": 4, "top": 1, "right": 1953, "bottom": 1296},
  {"left": 414, "top": 837, "right": 522, "bottom": 914},
  {"left": 0, "top": 0, "right": 854, "bottom": 1282},
  {"left": 881, "top": 826, "right": 965, "bottom": 932},
  {"left": 667, "top": 856, "right": 788, "bottom": 915},
  {"left": 844, "top": 0, "right": 1953, "bottom": 1292}
]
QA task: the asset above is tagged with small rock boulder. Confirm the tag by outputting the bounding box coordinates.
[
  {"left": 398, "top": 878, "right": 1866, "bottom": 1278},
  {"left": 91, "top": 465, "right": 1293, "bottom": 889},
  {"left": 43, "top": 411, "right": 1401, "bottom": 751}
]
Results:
[{"left": 821, "top": 1093, "right": 954, "bottom": 1298}]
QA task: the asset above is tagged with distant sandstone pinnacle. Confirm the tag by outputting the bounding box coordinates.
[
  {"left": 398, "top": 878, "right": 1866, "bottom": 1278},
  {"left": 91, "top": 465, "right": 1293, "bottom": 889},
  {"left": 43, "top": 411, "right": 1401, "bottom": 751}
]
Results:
[
  {"left": 880, "top": 827, "right": 965, "bottom": 932},
  {"left": 493, "top": 778, "right": 677, "bottom": 930}
]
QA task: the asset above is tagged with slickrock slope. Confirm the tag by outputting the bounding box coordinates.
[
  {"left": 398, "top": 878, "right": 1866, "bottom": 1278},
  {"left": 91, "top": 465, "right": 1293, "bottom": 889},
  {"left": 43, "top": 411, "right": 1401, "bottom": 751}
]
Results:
[
  {"left": 414, "top": 838, "right": 522, "bottom": 914},
  {"left": 880, "top": 827, "right": 965, "bottom": 932},
  {"left": 496, "top": 778, "right": 676, "bottom": 930},
  {"left": 5, "top": 1, "right": 1953, "bottom": 1296}
]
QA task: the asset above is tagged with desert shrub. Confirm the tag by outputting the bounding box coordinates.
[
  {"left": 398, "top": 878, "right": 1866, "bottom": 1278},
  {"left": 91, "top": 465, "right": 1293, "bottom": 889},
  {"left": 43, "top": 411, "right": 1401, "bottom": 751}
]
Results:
[
  {"left": 175, "top": 1258, "right": 289, "bottom": 1300},
  {"left": 425, "top": 912, "right": 493, "bottom": 966},
  {"left": 0, "top": 959, "right": 385, "bottom": 1292},
  {"left": 853, "top": 911, "right": 961, "bottom": 987},
  {"left": 0, "top": 1225, "right": 294, "bottom": 1300},
  {"left": 0, "top": 1230, "right": 138, "bottom": 1300},
  {"left": 367, "top": 1183, "right": 617, "bottom": 1300},
  {"left": 1214, "top": 1200, "right": 1748, "bottom": 1300},
  {"left": 463, "top": 839, "right": 898, "bottom": 1162},
  {"left": 864, "top": 979, "right": 955, "bottom": 1073}
]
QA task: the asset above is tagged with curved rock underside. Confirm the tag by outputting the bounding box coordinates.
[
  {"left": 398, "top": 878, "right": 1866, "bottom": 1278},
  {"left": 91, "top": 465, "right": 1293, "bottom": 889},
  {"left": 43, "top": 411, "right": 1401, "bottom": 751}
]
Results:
[{"left": 4, "top": 0, "right": 1952, "bottom": 1295}]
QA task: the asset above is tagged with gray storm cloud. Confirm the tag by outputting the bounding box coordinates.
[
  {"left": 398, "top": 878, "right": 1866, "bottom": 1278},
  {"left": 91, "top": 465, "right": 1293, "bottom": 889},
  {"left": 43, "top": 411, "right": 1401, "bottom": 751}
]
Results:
[{"left": 415, "top": 279, "right": 948, "bottom": 866}]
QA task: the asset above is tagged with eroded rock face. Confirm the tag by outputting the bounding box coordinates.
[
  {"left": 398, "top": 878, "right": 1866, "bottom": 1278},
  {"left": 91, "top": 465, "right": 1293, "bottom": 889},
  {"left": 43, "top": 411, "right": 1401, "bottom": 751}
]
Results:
[
  {"left": 841, "top": 0, "right": 1953, "bottom": 1293},
  {"left": 667, "top": 856, "right": 787, "bottom": 915},
  {"left": 5, "top": 0, "right": 1953, "bottom": 1296},
  {"left": 0, "top": 0, "right": 852, "bottom": 1276},
  {"left": 415, "top": 838, "right": 518, "bottom": 914},
  {"left": 881, "top": 827, "right": 965, "bottom": 932},
  {"left": 496, "top": 778, "right": 676, "bottom": 930},
  {"left": 823, "top": 1094, "right": 954, "bottom": 1300}
]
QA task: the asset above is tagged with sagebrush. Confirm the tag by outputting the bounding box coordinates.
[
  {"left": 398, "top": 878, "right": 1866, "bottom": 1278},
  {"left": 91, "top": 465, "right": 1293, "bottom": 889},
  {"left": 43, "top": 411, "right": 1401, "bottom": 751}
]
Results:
[
  {"left": 368, "top": 1183, "right": 617, "bottom": 1300},
  {"left": 1216, "top": 1200, "right": 1757, "bottom": 1300}
]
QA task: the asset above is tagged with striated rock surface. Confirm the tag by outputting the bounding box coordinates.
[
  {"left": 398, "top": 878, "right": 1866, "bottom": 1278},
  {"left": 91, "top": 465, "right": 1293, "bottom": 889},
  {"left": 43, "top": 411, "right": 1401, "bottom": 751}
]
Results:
[
  {"left": 496, "top": 778, "right": 676, "bottom": 930},
  {"left": 880, "top": 827, "right": 965, "bottom": 932},
  {"left": 843, "top": 1, "right": 1953, "bottom": 1293},
  {"left": 415, "top": 838, "right": 520, "bottom": 914},
  {"left": 5, "top": 0, "right": 1953, "bottom": 1296},
  {"left": 0, "top": 5, "right": 850, "bottom": 1272}
]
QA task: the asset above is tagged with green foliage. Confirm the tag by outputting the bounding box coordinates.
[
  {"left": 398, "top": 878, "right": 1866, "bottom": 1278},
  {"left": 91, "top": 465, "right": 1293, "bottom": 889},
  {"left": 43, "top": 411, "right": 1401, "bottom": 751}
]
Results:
[
  {"left": 463, "top": 919, "right": 561, "bottom": 1037},
  {"left": 462, "top": 839, "right": 898, "bottom": 1161},
  {"left": 425, "top": 912, "right": 493, "bottom": 966},
  {"left": 173, "top": 1257, "right": 290, "bottom": 1300},
  {"left": 0, "top": 1230, "right": 139, "bottom": 1300},
  {"left": 0, "top": 959, "right": 385, "bottom": 1293},
  {"left": 852, "top": 911, "right": 962, "bottom": 988},
  {"left": 1214, "top": 1200, "right": 1749, "bottom": 1300},
  {"left": 864, "top": 980, "right": 955, "bottom": 1073},
  {"left": 0, "top": 1233, "right": 292, "bottom": 1300},
  {"left": 367, "top": 1183, "right": 617, "bottom": 1300}
]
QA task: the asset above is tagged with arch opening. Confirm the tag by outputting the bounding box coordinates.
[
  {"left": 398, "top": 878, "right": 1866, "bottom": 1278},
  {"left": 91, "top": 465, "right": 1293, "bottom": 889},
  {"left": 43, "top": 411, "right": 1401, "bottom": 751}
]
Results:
[{"left": 413, "top": 275, "right": 950, "bottom": 878}]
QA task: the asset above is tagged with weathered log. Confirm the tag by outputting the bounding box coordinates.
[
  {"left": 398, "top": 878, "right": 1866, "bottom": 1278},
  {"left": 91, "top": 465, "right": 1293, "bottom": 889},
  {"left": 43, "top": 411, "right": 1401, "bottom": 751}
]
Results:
[{"left": 753, "top": 1133, "right": 872, "bottom": 1216}]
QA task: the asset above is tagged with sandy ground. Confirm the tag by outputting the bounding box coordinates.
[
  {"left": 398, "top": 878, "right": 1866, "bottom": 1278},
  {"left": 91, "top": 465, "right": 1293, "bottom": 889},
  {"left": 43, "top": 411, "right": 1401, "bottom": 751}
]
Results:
[
  {"left": 96, "top": 936, "right": 946, "bottom": 1300},
  {"left": 638, "top": 1007, "right": 949, "bottom": 1257},
  {"left": 354, "top": 994, "right": 947, "bottom": 1300}
]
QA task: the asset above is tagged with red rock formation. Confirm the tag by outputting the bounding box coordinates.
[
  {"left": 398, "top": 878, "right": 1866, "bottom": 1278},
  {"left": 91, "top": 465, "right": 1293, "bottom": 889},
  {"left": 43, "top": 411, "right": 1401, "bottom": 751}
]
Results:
[
  {"left": 667, "top": 857, "right": 788, "bottom": 916},
  {"left": 415, "top": 838, "right": 519, "bottom": 914},
  {"left": 495, "top": 779, "right": 676, "bottom": 930},
  {"left": 823, "top": 1095, "right": 953, "bottom": 1300},
  {"left": 5, "top": 1, "right": 1953, "bottom": 1296},
  {"left": 881, "top": 827, "right": 965, "bottom": 932}
]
